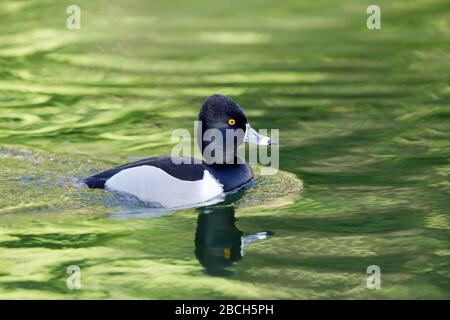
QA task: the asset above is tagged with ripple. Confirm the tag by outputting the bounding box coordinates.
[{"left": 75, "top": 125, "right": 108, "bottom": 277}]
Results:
[
  {"left": 200, "top": 32, "right": 270, "bottom": 44},
  {"left": 0, "top": 92, "right": 51, "bottom": 108}
]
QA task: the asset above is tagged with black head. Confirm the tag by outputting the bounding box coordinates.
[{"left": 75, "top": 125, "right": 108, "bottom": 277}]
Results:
[
  {"left": 199, "top": 94, "right": 247, "bottom": 133},
  {"left": 197, "top": 94, "right": 247, "bottom": 163},
  {"left": 197, "top": 94, "right": 272, "bottom": 164}
]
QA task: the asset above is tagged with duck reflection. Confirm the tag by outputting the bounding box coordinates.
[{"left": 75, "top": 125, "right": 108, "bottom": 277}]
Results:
[
  {"left": 195, "top": 202, "right": 272, "bottom": 276},
  {"left": 107, "top": 188, "right": 272, "bottom": 276}
]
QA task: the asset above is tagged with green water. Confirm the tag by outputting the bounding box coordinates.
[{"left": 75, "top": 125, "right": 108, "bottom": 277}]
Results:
[{"left": 0, "top": 0, "right": 449, "bottom": 299}]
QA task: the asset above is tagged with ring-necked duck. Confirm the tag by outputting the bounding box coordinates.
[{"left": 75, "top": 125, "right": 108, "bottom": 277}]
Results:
[{"left": 84, "top": 94, "right": 272, "bottom": 208}]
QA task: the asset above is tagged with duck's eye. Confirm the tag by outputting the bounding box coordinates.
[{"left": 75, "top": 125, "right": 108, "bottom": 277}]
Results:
[{"left": 228, "top": 118, "right": 236, "bottom": 126}]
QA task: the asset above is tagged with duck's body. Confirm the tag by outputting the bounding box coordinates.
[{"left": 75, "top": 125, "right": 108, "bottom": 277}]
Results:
[
  {"left": 84, "top": 94, "right": 271, "bottom": 208},
  {"left": 85, "top": 156, "right": 253, "bottom": 207}
]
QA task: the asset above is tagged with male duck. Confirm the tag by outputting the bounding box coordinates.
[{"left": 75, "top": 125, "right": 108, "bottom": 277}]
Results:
[{"left": 84, "top": 94, "right": 272, "bottom": 208}]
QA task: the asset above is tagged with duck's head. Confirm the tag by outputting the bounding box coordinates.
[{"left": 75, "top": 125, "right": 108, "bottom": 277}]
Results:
[{"left": 197, "top": 94, "right": 272, "bottom": 164}]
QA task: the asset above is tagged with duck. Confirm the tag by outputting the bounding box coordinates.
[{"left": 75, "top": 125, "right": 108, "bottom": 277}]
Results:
[{"left": 84, "top": 94, "right": 272, "bottom": 208}]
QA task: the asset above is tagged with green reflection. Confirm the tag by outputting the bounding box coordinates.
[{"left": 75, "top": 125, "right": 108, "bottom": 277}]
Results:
[{"left": 195, "top": 200, "right": 272, "bottom": 276}]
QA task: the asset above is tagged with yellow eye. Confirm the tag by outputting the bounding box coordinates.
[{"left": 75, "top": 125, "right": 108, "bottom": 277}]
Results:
[
  {"left": 224, "top": 247, "right": 231, "bottom": 260},
  {"left": 228, "top": 118, "right": 236, "bottom": 126}
]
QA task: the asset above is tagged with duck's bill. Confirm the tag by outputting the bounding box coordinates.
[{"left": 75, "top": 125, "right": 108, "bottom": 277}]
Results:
[{"left": 243, "top": 123, "right": 275, "bottom": 145}]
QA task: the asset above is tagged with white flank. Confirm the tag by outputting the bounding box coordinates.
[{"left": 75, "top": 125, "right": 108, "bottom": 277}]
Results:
[{"left": 104, "top": 166, "right": 224, "bottom": 208}]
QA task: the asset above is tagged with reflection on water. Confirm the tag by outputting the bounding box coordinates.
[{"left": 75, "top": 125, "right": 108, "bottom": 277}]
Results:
[
  {"left": 195, "top": 203, "right": 271, "bottom": 276},
  {"left": 107, "top": 187, "right": 274, "bottom": 277}
]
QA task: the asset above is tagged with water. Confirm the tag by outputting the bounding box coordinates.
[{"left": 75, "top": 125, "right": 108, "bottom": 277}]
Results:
[{"left": 0, "top": 0, "right": 449, "bottom": 299}]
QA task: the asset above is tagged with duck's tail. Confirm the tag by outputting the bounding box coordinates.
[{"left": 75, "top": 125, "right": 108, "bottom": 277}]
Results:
[{"left": 83, "top": 176, "right": 107, "bottom": 189}]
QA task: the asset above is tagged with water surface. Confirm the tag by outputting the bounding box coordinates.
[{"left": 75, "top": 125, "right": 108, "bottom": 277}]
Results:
[{"left": 0, "top": 0, "right": 449, "bottom": 299}]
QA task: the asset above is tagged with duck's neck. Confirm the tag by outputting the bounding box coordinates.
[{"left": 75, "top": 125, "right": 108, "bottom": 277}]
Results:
[
  {"left": 202, "top": 151, "right": 245, "bottom": 165},
  {"left": 200, "top": 140, "right": 243, "bottom": 165},
  {"left": 198, "top": 125, "right": 245, "bottom": 165}
]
